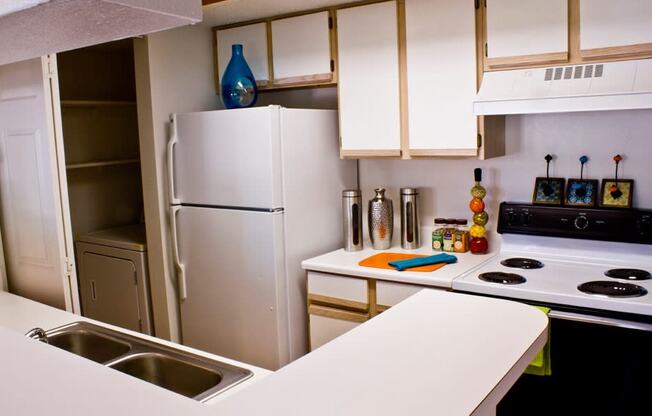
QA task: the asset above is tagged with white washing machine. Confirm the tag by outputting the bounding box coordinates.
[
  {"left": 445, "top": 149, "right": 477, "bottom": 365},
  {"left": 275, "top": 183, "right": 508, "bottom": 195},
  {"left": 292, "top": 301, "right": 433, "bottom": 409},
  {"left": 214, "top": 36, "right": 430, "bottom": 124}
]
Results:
[{"left": 75, "top": 224, "right": 153, "bottom": 335}]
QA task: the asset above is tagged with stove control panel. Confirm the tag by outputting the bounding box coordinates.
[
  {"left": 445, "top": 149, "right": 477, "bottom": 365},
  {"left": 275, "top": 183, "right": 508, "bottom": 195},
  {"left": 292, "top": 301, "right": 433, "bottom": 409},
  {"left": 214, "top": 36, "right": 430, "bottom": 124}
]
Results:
[{"left": 497, "top": 203, "right": 652, "bottom": 244}]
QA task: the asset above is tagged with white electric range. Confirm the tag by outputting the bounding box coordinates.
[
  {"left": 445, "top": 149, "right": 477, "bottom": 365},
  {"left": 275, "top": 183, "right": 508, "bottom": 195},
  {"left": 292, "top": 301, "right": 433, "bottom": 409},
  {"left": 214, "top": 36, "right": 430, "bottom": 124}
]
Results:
[
  {"left": 453, "top": 202, "right": 652, "bottom": 319},
  {"left": 452, "top": 202, "right": 652, "bottom": 415}
]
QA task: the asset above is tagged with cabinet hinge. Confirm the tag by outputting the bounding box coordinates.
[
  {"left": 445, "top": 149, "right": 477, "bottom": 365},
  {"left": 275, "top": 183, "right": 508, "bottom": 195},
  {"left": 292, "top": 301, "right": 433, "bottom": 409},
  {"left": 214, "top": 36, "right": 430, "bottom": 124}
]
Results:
[
  {"left": 475, "top": 0, "right": 479, "bottom": 9},
  {"left": 330, "top": 59, "right": 335, "bottom": 72},
  {"left": 64, "top": 257, "right": 74, "bottom": 274},
  {"left": 477, "top": 134, "right": 483, "bottom": 149},
  {"left": 45, "top": 55, "right": 56, "bottom": 79},
  {"left": 484, "top": 0, "right": 487, "bottom": 7},
  {"left": 485, "top": 43, "right": 488, "bottom": 57},
  {"left": 328, "top": 16, "right": 333, "bottom": 30}
]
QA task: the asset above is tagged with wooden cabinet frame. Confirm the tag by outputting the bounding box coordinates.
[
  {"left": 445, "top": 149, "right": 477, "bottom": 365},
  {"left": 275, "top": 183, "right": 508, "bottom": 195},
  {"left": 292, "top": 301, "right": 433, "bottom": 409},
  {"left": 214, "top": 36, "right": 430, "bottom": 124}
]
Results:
[
  {"left": 212, "top": 0, "right": 505, "bottom": 160},
  {"left": 213, "top": 8, "right": 340, "bottom": 93},
  {"left": 481, "top": 0, "right": 652, "bottom": 72}
]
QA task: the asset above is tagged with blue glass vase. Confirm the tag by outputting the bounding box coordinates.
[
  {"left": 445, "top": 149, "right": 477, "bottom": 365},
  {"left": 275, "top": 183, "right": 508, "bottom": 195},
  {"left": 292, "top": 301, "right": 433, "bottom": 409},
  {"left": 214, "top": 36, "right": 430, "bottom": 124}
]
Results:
[{"left": 221, "top": 44, "right": 258, "bottom": 109}]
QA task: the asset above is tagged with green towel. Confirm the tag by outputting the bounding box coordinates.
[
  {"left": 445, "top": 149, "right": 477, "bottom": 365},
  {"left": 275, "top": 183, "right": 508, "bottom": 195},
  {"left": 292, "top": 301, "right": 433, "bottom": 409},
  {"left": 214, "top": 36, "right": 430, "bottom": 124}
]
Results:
[{"left": 524, "top": 306, "right": 552, "bottom": 376}]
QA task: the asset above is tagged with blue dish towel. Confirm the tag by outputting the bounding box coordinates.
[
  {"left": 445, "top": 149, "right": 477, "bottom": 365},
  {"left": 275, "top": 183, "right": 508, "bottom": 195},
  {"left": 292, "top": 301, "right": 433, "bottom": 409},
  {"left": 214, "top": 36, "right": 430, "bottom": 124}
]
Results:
[{"left": 388, "top": 253, "right": 457, "bottom": 271}]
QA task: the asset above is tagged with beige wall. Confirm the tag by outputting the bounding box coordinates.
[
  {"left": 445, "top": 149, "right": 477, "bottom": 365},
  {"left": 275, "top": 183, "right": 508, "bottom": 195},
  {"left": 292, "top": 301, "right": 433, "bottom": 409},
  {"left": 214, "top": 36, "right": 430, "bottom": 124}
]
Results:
[
  {"left": 135, "top": 23, "right": 220, "bottom": 341},
  {"left": 261, "top": 89, "right": 652, "bottom": 241},
  {"left": 358, "top": 110, "right": 652, "bottom": 242}
]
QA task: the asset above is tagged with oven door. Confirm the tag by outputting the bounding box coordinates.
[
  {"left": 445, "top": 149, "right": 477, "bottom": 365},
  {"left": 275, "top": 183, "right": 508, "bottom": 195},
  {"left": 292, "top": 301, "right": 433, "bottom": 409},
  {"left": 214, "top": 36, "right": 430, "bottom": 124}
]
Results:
[{"left": 498, "top": 309, "right": 652, "bottom": 416}]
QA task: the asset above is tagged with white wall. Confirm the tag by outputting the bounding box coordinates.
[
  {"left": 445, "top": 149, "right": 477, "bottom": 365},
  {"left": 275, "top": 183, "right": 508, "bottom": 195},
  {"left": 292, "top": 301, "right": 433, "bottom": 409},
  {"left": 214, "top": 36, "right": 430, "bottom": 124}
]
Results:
[
  {"left": 359, "top": 110, "right": 652, "bottom": 242},
  {"left": 135, "top": 23, "right": 221, "bottom": 341}
]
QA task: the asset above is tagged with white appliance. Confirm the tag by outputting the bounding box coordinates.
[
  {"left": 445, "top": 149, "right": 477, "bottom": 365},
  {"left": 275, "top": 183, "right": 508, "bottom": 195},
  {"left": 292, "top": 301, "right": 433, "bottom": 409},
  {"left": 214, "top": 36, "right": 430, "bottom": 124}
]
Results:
[
  {"left": 75, "top": 224, "right": 152, "bottom": 335},
  {"left": 167, "top": 106, "right": 356, "bottom": 370},
  {"left": 474, "top": 59, "right": 652, "bottom": 115},
  {"left": 452, "top": 202, "right": 652, "bottom": 414}
]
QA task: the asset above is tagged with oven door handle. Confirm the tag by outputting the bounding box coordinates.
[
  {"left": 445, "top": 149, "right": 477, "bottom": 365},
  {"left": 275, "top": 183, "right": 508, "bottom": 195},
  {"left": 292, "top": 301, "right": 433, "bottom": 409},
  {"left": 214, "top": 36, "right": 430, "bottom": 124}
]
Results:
[{"left": 549, "top": 310, "right": 652, "bottom": 332}]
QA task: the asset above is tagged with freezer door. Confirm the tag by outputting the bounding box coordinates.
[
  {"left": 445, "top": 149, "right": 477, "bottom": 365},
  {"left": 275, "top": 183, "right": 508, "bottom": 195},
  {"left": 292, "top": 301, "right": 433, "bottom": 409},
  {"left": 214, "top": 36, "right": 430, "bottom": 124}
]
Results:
[
  {"left": 174, "top": 206, "right": 288, "bottom": 370},
  {"left": 169, "top": 107, "right": 283, "bottom": 209}
]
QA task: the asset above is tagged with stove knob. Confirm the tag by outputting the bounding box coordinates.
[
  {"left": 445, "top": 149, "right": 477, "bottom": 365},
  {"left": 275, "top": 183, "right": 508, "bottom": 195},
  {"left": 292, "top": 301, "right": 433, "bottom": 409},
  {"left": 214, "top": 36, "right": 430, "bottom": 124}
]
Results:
[{"left": 574, "top": 215, "right": 589, "bottom": 230}]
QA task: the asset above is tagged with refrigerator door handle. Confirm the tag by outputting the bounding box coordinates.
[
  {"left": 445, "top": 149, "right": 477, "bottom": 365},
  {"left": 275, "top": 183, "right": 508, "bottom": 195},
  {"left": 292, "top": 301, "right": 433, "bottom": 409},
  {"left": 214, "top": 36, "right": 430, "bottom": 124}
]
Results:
[
  {"left": 170, "top": 206, "right": 187, "bottom": 301},
  {"left": 167, "top": 115, "right": 181, "bottom": 205}
]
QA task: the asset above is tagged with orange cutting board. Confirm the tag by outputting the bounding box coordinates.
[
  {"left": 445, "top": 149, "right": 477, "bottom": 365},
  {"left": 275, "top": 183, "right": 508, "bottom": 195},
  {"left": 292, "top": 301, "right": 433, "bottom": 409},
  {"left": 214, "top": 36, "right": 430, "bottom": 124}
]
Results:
[{"left": 358, "top": 252, "right": 447, "bottom": 272}]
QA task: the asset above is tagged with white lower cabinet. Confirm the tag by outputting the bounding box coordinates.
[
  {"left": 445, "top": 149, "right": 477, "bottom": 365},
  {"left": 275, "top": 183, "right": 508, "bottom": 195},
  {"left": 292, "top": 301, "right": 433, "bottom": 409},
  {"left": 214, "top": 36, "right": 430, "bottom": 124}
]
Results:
[
  {"left": 376, "top": 280, "right": 424, "bottom": 309},
  {"left": 307, "top": 271, "right": 434, "bottom": 350},
  {"left": 308, "top": 305, "right": 368, "bottom": 350}
]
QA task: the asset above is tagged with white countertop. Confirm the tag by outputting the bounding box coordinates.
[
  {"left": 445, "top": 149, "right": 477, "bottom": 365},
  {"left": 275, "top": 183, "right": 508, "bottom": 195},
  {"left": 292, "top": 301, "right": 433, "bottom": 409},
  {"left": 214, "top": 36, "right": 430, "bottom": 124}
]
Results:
[
  {"left": 0, "top": 289, "right": 547, "bottom": 415},
  {"left": 302, "top": 243, "right": 496, "bottom": 288},
  {"left": 213, "top": 289, "right": 548, "bottom": 416},
  {"left": 0, "top": 291, "right": 270, "bottom": 408}
]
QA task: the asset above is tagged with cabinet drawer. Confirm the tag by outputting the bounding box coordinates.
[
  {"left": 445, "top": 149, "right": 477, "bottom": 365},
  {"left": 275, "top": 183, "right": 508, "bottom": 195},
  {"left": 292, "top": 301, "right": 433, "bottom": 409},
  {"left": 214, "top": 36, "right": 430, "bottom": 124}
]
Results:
[
  {"left": 309, "top": 305, "right": 367, "bottom": 350},
  {"left": 307, "top": 271, "right": 368, "bottom": 306},
  {"left": 376, "top": 281, "right": 424, "bottom": 308}
]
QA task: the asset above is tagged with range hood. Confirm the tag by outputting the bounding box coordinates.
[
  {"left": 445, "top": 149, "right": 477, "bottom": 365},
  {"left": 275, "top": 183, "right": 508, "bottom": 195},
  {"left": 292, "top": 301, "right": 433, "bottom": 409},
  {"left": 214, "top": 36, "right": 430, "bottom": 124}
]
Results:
[
  {"left": 474, "top": 59, "right": 652, "bottom": 115},
  {"left": 0, "top": 0, "right": 202, "bottom": 66}
]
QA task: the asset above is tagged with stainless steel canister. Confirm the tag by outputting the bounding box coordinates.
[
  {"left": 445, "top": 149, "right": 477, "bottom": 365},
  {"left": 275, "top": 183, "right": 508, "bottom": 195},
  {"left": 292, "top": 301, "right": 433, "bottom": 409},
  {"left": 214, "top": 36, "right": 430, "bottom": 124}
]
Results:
[
  {"left": 368, "top": 188, "right": 393, "bottom": 250},
  {"left": 342, "top": 190, "right": 363, "bottom": 251},
  {"left": 400, "top": 188, "right": 420, "bottom": 249}
]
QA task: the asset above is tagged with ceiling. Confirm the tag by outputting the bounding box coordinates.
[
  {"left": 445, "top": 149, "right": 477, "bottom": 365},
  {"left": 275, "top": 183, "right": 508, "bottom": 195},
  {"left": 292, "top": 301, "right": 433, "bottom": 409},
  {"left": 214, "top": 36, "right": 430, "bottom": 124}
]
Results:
[{"left": 202, "top": 0, "right": 353, "bottom": 27}]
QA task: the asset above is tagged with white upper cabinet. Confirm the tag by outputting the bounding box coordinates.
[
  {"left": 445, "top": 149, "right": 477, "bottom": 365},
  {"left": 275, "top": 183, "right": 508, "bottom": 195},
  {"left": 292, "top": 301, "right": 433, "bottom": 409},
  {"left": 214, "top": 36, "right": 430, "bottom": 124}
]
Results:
[
  {"left": 405, "top": 0, "right": 477, "bottom": 154},
  {"left": 580, "top": 0, "right": 652, "bottom": 59},
  {"left": 337, "top": 1, "right": 401, "bottom": 156},
  {"left": 216, "top": 23, "right": 270, "bottom": 87},
  {"left": 271, "top": 12, "right": 333, "bottom": 86},
  {"left": 485, "top": 0, "right": 568, "bottom": 68}
]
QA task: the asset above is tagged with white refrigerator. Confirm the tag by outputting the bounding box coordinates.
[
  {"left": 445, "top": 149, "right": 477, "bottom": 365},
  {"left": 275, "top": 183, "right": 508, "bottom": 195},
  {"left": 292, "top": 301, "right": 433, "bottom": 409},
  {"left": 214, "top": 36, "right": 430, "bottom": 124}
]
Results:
[{"left": 168, "top": 106, "right": 356, "bottom": 370}]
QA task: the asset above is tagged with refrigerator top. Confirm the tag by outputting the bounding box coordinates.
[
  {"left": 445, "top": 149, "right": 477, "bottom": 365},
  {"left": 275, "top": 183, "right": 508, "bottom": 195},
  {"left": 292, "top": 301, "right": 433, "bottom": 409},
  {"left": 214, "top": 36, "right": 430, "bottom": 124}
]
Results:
[{"left": 169, "top": 106, "right": 284, "bottom": 209}]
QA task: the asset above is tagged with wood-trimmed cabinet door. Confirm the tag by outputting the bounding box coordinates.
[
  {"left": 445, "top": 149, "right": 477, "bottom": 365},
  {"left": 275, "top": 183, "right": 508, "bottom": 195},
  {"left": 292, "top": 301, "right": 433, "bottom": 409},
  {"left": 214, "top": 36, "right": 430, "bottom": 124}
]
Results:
[
  {"left": 336, "top": 1, "right": 402, "bottom": 158},
  {"left": 307, "top": 271, "right": 370, "bottom": 350},
  {"left": 484, "top": 0, "right": 568, "bottom": 70},
  {"left": 579, "top": 0, "right": 652, "bottom": 61},
  {"left": 215, "top": 23, "right": 270, "bottom": 89},
  {"left": 405, "top": 0, "right": 478, "bottom": 156},
  {"left": 271, "top": 11, "right": 334, "bottom": 88}
]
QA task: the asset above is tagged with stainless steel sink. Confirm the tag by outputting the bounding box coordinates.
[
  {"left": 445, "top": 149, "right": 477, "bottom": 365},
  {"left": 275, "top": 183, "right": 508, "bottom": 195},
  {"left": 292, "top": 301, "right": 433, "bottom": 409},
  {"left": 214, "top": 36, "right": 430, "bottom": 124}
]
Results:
[
  {"left": 109, "top": 353, "right": 223, "bottom": 399},
  {"left": 48, "top": 329, "right": 131, "bottom": 363},
  {"left": 44, "top": 322, "right": 253, "bottom": 401}
]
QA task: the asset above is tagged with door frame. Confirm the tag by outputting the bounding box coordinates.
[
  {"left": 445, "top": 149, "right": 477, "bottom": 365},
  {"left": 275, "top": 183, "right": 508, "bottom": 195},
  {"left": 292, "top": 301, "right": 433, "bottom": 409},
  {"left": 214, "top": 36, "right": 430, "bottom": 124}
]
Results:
[{"left": 41, "top": 55, "right": 80, "bottom": 314}]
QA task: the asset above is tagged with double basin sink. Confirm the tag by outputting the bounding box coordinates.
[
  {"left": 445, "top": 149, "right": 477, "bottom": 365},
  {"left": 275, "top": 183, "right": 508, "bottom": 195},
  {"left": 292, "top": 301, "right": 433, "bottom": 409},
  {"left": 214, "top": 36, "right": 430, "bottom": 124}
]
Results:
[{"left": 43, "top": 322, "right": 252, "bottom": 402}]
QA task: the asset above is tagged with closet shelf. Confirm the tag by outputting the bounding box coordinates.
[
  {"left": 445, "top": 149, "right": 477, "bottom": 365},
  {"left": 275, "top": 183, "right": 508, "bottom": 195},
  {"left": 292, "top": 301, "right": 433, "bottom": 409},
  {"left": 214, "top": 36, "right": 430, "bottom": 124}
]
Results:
[
  {"left": 66, "top": 159, "right": 140, "bottom": 170},
  {"left": 61, "top": 100, "right": 136, "bottom": 108}
]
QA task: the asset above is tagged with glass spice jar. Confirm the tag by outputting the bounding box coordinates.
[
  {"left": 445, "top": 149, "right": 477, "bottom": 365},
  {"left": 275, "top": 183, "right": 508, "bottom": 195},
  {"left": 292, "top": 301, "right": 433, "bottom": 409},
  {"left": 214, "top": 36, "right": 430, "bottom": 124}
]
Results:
[
  {"left": 442, "top": 219, "right": 456, "bottom": 253},
  {"left": 454, "top": 219, "right": 470, "bottom": 253},
  {"left": 432, "top": 218, "right": 446, "bottom": 251}
]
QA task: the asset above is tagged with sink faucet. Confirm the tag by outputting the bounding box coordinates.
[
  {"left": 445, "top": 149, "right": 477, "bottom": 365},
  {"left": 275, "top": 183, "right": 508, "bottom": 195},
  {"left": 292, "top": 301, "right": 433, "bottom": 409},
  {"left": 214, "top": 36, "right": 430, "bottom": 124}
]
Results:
[{"left": 25, "top": 328, "right": 49, "bottom": 344}]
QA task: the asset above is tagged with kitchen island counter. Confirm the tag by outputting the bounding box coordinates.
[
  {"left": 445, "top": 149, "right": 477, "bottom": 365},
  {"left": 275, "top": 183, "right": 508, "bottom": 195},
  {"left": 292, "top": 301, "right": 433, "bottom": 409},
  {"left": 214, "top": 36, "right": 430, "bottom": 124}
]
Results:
[{"left": 0, "top": 289, "right": 547, "bottom": 415}]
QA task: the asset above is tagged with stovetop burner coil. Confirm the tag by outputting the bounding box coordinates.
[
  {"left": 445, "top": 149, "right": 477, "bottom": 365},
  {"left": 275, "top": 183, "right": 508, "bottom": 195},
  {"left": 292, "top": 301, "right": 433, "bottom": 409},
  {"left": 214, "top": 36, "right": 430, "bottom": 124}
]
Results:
[
  {"left": 500, "top": 258, "right": 544, "bottom": 270},
  {"left": 478, "top": 272, "right": 527, "bottom": 285},
  {"left": 604, "top": 268, "right": 652, "bottom": 281},
  {"left": 577, "top": 281, "right": 648, "bottom": 298}
]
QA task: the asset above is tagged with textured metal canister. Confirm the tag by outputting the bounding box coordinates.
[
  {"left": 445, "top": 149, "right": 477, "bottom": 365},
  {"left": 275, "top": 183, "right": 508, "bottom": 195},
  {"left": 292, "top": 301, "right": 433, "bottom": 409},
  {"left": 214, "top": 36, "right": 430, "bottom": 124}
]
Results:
[
  {"left": 342, "top": 190, "right": 363, "bottom": 251},
  {"left": 400, "top": 188, "right": 420, "bottom": 249},
  {"left": 368, "top": 188, "right": 393, "bottom": 250}
]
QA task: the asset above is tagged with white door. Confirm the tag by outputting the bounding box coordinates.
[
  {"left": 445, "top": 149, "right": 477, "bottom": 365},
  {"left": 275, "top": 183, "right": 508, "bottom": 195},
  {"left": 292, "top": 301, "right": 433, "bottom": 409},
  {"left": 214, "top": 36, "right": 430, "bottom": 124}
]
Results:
[
  {"left": 0, "top": 56, "right": 78, "bottom": 311},
  {"left": 337, "top": 1, "right": 401, "bottom": 156},
  {"left": 271, "top": 12, "right": 333, "bottom": 86},
  {"left": 580, "top": 0, "right": 652, "bottom": 59},
  {"left": 169, "top": 106, "right": 283, "bottom": 209},
  {"left": 405, "top": 0, "right": 477, "bottom": 154},
  {"left": 171, "top": 205, "right": 288, "bottom": 370},
  {"left": 485, "top": 0, "right": 568, "bottom": 66}
]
